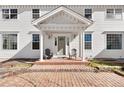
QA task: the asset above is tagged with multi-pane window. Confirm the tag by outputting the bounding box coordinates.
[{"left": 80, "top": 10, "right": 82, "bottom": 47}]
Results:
[
  {"left": 2, "top": 34, "right": 17, "bottom": 50},
  {"left": 10, "top": 9, "right": 18, "bottom": 19},
  {"left": 84, "top": 9, "right": 92, "bottom": 19},
  {"left": 106, "top": 9, "right": 114, "bottom": 18},
  {"left": 2, "top": 9, "right": 18, "bottom": 19},
  {"left": 2, "top": 9, "right": 9, "bottom": 19},
  {"left": 115, "top": 9, "right": 122, "bottom": 19},
  {"left": 85, "top": 34, "right": 92, "bottom": 49},
  {"left": 32, "top": 34, "right": 40, "bottom": 50},
  {"left": 107, "top": 34, "right": 122, "bottom": 49},
  {"left": 32, "top": 9, "right": 40, "bottom": 19},
  {"left": 106, "top": 9, "right": 122, "bottom": 19}
]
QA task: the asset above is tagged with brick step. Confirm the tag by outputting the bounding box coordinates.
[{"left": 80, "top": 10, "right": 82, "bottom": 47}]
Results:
[{"left": 33, "top": 61, "right": 89, "bottom": 65}]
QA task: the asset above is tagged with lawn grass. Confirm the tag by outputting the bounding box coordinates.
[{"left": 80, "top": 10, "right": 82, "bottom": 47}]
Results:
[
  {"left": 90, "top": 59, "right": 124, "bottom": 66},
  {"left": 1, "top": 62, "right": 33, "bottom": 68},
  {"left": 0, "top": 59, "right": 35, "bottom": 68},
  {"left": 88, "top": 59, "right": 124, "bottom": 76},
  {"left": 12, "top": 63, "right": 33, "bottom": 68}
]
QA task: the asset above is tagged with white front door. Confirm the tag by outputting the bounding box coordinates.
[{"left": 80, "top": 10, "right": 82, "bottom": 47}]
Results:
[
  {"left": 57, "top": 36, "right": 66, "bottom": 55},
  {"left": 53, "top": 34, "right": 70, "bottom": 57}
]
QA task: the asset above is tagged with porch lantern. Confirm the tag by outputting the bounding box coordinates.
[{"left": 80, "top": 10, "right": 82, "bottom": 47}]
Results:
[{"left": 47, "top": 33, "right": 52, "bottom": 39}]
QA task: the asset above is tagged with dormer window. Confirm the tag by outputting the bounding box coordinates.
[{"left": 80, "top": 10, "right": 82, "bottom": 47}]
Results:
[
  {"left": 2, "top": 9, "right": 18, "bottom": 19},
  {"left": 32, "top": 9, "right": 40, "bottom": 19}
]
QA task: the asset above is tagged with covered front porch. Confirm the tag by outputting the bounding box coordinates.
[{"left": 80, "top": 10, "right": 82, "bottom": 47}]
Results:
[{"left": 32, "top": 6, "right": 93, "bottom": 61}]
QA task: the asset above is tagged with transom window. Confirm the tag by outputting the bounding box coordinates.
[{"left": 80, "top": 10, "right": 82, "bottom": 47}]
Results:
[
  {"left": 84, "top": 9, "right": 92, "bottom": 19},
  {"left": 106, "top": 9, "right": 122, "bottom": 19},
  {"left": 85, "top": 34, "right": 92, "bottom": 49},
  {"left": 32, "top": 9, "right": 40, "bottom": 19},
  {"left": 2, "top": 9, "right": 18, "bottom": 19},
  {"left": 32, "top": 34, "right": 40, "bottom": 50},
  {"left": 2, "top": 34, "right": 17, "bottom": 50},
  {"left": 107, "top": 34, "right": 122, "bottom": 49}
]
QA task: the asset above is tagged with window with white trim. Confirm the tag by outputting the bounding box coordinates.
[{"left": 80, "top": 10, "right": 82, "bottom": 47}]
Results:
[
  {"left": 32, "top": 9, "right": 40, "bottom": 19},
  {"left": 85, "top": 34, "right": 92, "bottom": 49},
  {"left": 2, "top": 34, "right": 17, "bottom": 50},
  {"left": 115, "top": 9, "right": 122, "bottom": 19},
  {"left": 2, "top": 9, "right": 9, "bottom": 19},
  {"left": 84, "top": 9, "right": 92, "bottom": 19},
  {"left": 2, "top": 9, "right": 18, "bottom": 19},
  {"left": 107, "top": 34, "right": 122, "bottom": 49},
  {"left": 32, "top": 34, "right": 40, "bottom": 50},
  {"left": 106, "top": 9, "right": 122, "bottom": 19}
]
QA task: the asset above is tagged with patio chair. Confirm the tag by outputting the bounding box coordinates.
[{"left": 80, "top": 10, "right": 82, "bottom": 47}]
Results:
[
  {"left": 44, "top": 48, "right": 53, "bottom": 59},
  {"left": 69, "top": 48, "right": 77, "bottom": 60}
]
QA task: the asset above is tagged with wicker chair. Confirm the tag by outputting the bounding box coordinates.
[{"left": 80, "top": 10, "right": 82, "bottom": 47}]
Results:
[
  {"left": 69, "top": 48, "right": 77, "bottom": 60},
  {"left": 44, "top": 48, "right": 53, "bottom": 59}
]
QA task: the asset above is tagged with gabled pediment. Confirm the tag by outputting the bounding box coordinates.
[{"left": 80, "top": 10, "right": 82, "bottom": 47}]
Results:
[
  {"left": 32, "top": 6, "right": 93, "bottom": 26},
  {"left": 41, "top": 11, "right": 85, "bottom": 24}
]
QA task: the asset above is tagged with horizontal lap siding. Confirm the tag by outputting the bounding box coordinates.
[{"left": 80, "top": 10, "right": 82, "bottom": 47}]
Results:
[
  {"left": 0, "top": 8, "right": 40, "bottom": 59},
  {"left": 0, "top": 5, "right": 124, "bottom": 58},
  {"left": 85, "top": 8, "right": 124, "bottom": 58}
]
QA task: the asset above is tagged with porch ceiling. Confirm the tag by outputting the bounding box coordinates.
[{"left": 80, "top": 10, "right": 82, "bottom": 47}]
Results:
[{"left": 32, "top": 6, "right": 93, "bottom": 32}]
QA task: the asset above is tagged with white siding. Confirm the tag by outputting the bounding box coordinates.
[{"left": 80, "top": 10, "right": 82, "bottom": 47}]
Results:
[
  {"left": 85, "top": 7, "right": 124, "bottom": 58},
  {"left": 0, "top": 5, "right": 124, "bottom": 59}
]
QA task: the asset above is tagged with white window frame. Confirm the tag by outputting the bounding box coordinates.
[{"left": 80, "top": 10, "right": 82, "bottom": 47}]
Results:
[
  {"left": 84, "top": 8, "right": 92, "bottom": 19},
  {"left": 32, "top": 34, "right": 40, "bottom": 50},
  {"left": 2, "top": 34, "right": 18, "bottom": 50},
  {"left": 2, "top": 9, "right": 9, "bottom": 19},
  {"left": 84, "top": 33, "right": 92, "bottom": 50},
  {"left": 2, "top": 9, "right": 18, "bottom": 19},
  {"left": 106, "top": 34, "right": 122, "bottom": 50},
  {"left": 10, "top": 9, "right": 18, "bottom": 19},
  {"left": 106, "top": 9, "right": 122, "bottom": 20},
  {"left": 32, "top": 9, "right": 40, "bottom": 19}
]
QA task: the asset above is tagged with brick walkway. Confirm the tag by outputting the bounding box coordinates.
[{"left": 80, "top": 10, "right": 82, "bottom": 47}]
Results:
[{"left": 0, "top": 63, "right": 124, "bottom": 87}]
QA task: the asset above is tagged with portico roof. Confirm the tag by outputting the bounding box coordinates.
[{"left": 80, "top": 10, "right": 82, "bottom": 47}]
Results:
[{"left": 32, "top": 6, "right": 93, "bottom": 27}]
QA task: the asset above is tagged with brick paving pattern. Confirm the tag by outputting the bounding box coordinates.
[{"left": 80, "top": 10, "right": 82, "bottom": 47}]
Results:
[{"left": 0, "top": 63, "right": 124, "bottom": 87}]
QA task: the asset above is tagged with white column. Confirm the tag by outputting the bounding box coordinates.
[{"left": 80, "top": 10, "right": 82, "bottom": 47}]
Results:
[
  {"left": 79, "top": 32, "right": 82, "bottom": 57},
  {"left": 40, "top": 30, "right": 43, "bottom": 61},
  {"left": 81, "top": 31, "right": 85, "bottom": 61}
]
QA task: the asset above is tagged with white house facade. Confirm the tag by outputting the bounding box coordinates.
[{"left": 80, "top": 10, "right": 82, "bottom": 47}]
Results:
[{"left": 0, "top": 5, "right": 124, "bottom": 61}]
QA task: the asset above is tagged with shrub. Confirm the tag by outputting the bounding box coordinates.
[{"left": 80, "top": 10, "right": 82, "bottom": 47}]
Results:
[{"left": 121, "top": 67, "right": 124, "bottom": 71}]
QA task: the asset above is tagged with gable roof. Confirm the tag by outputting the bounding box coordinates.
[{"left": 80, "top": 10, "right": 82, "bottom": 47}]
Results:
[{"left": 32, "top": 5, "right": 93, "bottom": 26}]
